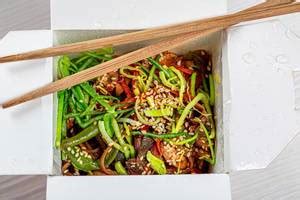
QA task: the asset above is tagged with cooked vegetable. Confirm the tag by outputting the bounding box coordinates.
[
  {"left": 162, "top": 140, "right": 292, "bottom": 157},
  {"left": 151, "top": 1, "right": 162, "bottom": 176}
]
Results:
[
  {"left": 57, "top": 49, "right": 216, "bottom": 176},
  {"left": 146, "top": 151, "right": 166, "bottom": 175},
  {"left": 61, "top": 124, "right": 99, "bottom": 149},
  {"left": 115, "top": 161, "right": 128, "bottom": 175}
]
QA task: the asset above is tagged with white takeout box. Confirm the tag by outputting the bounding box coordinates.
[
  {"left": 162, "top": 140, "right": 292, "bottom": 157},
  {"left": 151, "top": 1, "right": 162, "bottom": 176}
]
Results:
[{"left": 1, "top": 0, "right": 300, "bottom": 199}]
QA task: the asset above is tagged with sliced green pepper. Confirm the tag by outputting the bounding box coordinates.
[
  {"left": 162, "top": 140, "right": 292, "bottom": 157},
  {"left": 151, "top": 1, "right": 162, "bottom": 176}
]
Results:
[
  {"left": 114, "top": 161, "right": 128, "bottom": 175},
  {"left": 61, "top": 124, "right": 99, "bottom": 149},
  {"left": 146, "top": 151, "right": 166, "bottom": 175},
  {"left": 64, "top": 146, "right": 99, "bottom": 172},
  {"left": 144, "top": 107, "right": 173, "bottom": 117}
]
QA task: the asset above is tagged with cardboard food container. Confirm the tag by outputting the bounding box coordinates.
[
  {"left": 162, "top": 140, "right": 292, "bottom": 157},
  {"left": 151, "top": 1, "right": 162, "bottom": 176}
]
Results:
[{"left": 1, "top": 0, "right": 300, "bottom": 199}]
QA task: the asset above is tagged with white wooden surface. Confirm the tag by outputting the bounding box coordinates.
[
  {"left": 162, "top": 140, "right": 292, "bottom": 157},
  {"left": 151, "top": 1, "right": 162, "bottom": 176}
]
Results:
[{"left": 1, "top": 0, "right": 300, "bottom": 199}]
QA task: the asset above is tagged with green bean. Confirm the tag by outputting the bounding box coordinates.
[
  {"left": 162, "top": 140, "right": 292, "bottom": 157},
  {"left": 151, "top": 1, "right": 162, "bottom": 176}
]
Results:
[
  {"left": 58, "top": 56, "right": 70, "bottom": 78},
  {"left": 190, "top": 72, "right": 197, "bottom": 97},
  {"left": 64, "top": 146, "right": 99, "bottom": 172},
  {"left": 69, "top": 97, "right": 104, "bottom": 128},
  {"left": 98, "top": 121, "right": 122, "bottom": 151},
  {"left": 61, "top": 90, "right": 70, "bottom": 139},
  {"left": 105, "top": 147, "right": 119, "bottom": 166},
  {"left": 84, "top": 52, "right": 112, "bottom": 61},
  {"left": 74, "top": 55, "right": 89, "bottom": 64},
  {"left": 103, "top": 113, "right": 114, "bottom": 138},
  {"left": 78, "top": 58, "right": 94, "bottom": 71},
  {"left": 132, "top": 131, "right": 187, "bottom": 139},
  {"left": 61, "top": 124, "right": 100, "bottom": 149},
  {"left": 72, "top": 85, "right": 85, "bottom": 104},
  {"left": 141, "top": 65, "right": 160, "bottom": 81},
  {"left": 64, "top": 110, "right": 105, "bottom": 119},
  {"left": 55, "top": 91, "right": 65, "bottom": 148},
  {"left": 148, "top": 57, "right": 171, "bottom": 78},
  {"left": 111, "top": 117, "right": 125, "bottom": 145},
  {"left": 114, "top": 161, "right": 128, "bottom": 175},
  {"left": 173, "top": 132, "right": 198, "bottom": 145},
  {"left": 80, "top": 82, "right": 114, "bottom": 112}
]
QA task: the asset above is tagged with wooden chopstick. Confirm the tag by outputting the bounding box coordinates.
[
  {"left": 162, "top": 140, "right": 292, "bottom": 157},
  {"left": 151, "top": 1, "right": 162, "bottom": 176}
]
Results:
[
  {"left": 0, "top": 0, "right": 295, "bottom": 63},
  {"left": 1, "top": 2, "right": 300, "bottom": 108}
]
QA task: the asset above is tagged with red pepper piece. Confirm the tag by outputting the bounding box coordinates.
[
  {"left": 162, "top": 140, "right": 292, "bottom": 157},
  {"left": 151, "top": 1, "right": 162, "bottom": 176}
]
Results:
[
  {"left": 118, "top": 77, "right": 132, "bottom": 98},
  {"left": 176, "top": 66, "right": 193, "bottom": 75},
  {"left": 155, "top": 139, "right": 163, "bottom": 156}
]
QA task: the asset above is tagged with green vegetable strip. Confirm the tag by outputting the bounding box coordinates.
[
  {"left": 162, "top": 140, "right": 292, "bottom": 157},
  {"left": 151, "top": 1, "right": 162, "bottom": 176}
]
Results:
[
  {"left": 159, "top": 72, "right": 178, "bottom": 91},
  {"left": 190, "top": 72, "right": 197, "bottom": 97},
  {"left": 103, "top": 113, "right": 114, "bottom": 138},
  {"left": 135, "top": 99, "right": 159, "bottom": 126},
  {"left": 115, "top": 161, "right": 128, "bottom": 175},
  {"left": 209, "top": 74, "right": 215, "bottom": 106},
  {"left": 144, "top": 107, "right": 173, "bottom": 117},
  {"left": 137, "top": 76, "right": 146, "bottom": 92},
  {"left": 64, "top": 146, "right": 99, "bottom": 172},
  {"left": 80, "top": 99, "right": 96, "bottom": 119},
  {"left": 55, "top": 91, "right": 65, "bottom": 148},
  {"left": 175, "top": 92, "right": 208, "bottom": 132},
  {"left": 170, "top": 67, "right": 186, "bottom": 105},
  {"left": 148, "top": 57, "right": 171, "bottom": 78},
  {"left": 61, "top": 90, "right": 70, "bottom": 139},
  {"left": 145, "top": 65, "right": 156, "bottom": 91},
  {"left": 78, "top": 58, "right": 94, "bottom": 71},
  {"left": 80, "top": 82, "right": 114, "bottom": 112},
  {"left": 123, "top": 122, "right": 132, "bottom": 145},
  {"left": 69, "top": 97, "right": 104, "bottom": 128},
  {"left": 98, "top": 121, "right": 122, "bottom": 150},
  {"left": 200, "top": 122, "right": 215, "bottom": 165},
  {"left": 58, "top": 56, "right": 70, "bottom": 78},
  {"left": 105, "top": 147, "right": 119, "bottom": 166},
  {"left": 141, "top": 65, "right": 160, "bottom": 82},
  {"left": 61, "top": 124, "right": 100, "bottom": 149},
  {"left": 75, "top": 55, "right": 89, "bottom": 64},
  {"left": 85, "top": 52, "right": 112, "bottom": 61},
  {"left": 118, "top": 118, "right": 141, "bottom": 126},
  {"left": 132, "top": 131, "right": 187, "bottom": 139},
  {"left": 111, "top": 117, "right": 125, "bottom": 146},
  {"left": 120, "top": 66, "right": 145, "bottom": 79},
  {"left": 65, "top": 110, "right": 105, "bottom": 118},
  {"left": 173, "top": 132, "right": 198, "bottom": 145},
  {"left": 146, "top": 151, "right": 166, "bottom": 175}
]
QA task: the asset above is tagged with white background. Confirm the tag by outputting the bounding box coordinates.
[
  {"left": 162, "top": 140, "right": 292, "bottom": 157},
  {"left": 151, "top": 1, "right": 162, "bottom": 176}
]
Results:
[{"left": 0, "top": 0, "right": 300, "bottom": 199}]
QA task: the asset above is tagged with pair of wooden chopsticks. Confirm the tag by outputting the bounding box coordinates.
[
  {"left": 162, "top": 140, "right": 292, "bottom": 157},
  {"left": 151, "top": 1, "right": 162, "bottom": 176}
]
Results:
[{"left": 0, "top": 0, "right": 299, "bottom": 108}]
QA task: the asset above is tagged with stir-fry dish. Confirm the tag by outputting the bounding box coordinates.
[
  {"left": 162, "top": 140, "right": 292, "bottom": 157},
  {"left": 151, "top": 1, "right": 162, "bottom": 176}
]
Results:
[{"left": 56, "top": 47, "right": 216, "bottom": 175}]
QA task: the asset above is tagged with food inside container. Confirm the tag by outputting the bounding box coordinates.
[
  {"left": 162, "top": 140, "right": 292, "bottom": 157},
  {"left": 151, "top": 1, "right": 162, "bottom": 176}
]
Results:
[{"left": 55, "top": 45, "right": 217, "bottom": 176}]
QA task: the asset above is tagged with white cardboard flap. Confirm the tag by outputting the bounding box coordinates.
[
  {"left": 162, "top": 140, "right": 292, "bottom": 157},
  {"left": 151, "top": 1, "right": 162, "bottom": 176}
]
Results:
[
  {"left": 224, "top": 19, "right": 300, "bottom": 171},
  {"left": 51, "top": 0, "right": 227, "bottom": 30},
  {"left": 0, "top": 31, "right": 53, "bottom": 174},
  {"left": 47, "top": 175, "right": 231, "bottom": 200}
]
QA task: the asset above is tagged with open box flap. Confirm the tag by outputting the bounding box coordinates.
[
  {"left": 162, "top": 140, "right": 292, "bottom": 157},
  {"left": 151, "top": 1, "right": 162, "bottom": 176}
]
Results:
[
  {"left": 0, "top": 31, "right": 53, "bottom": 174},
  {"left": 224, "top": 18, "right": 300, "bottom": 171},
  {"left": 50, "top": 0, "right": 227, "bottom": 30},
  {"left": 47, "top": 174, "right": 231, "bottom": 200}
]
